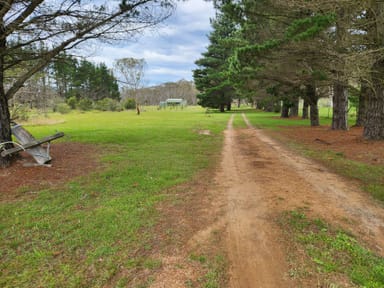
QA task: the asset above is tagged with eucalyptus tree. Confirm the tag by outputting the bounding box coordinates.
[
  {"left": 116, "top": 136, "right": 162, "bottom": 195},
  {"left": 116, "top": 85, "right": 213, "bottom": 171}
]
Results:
[
  {"left": 0, "top": 0, "right": 175, "bottom": 166},
  {"left": 114, "top": 57, "right": 146, "bottom": 114}
]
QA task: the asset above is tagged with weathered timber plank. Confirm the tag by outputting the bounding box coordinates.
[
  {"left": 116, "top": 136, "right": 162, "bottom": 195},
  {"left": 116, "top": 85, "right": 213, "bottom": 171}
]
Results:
[{"left": 1, "top": 132, "right": 64, "bottom": 157}]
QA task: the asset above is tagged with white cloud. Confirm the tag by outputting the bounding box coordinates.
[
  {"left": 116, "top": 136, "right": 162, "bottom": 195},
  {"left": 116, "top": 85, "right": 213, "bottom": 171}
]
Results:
[
  {"left": 149, "top": 67, "right": 190, "bottom": 76},
  {"left": 85, "top": 0, "right": 215, "bottom": 86}
]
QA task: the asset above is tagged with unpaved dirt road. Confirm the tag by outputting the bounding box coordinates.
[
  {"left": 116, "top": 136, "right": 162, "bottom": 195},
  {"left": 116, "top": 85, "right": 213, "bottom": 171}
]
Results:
[
  {"left": 151, "top": 114, "right": 384, "bottom": 288},
  {"left": 219, "top": 114, "right": 384, "bottom": 287}
]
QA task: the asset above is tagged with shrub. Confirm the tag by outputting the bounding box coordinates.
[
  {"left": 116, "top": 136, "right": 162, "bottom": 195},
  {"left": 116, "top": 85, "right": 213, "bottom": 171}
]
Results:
[
  {"left": 94, "top": 98, "right": 123, "bottom": 111},
  {"left": 55, "top": 103, "right": 71, "bottom": 114},
  {"left": 123, "top": 98, "right": 136, "bottom": 110},
  {"left": 10, "top": 103, "right": 30, "bottom": 121},
  {"left": 66, "top": 96, "right": 77, "bottom": 109},
  {"left": 77, "top": 98, "right": 93, "bottom": 111},
  {"left": 94, "top": 98, "right": 109, "bottom": 111}
]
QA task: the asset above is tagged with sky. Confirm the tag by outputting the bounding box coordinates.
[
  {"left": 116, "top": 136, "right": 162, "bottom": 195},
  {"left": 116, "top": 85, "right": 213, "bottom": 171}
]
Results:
[{"left": 87, "top": 1, "right": 216, "bottom": 87}]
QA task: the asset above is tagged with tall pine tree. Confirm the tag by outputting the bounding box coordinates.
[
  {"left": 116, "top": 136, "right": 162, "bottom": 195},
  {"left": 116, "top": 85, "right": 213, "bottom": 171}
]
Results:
[{"left": 193, "top": 6, "right": 238, "bottom": 112}]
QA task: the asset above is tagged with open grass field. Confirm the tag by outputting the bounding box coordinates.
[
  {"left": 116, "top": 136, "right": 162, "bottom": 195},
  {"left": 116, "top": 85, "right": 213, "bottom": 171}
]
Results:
[
  {"left": 0, "top": 108, "right": 230, "bottom": 287},
  {"left": 1, "top": 106, "right": 383, "bottom": 287}
]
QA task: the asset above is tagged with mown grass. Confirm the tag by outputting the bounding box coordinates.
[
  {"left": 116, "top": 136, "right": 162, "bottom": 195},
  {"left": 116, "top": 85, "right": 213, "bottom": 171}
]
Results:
[
  {"left": 242, "top": 108, "right": 333, "bottom": 130},
  {"left": 0, "top": 108, "right": 229, "bottom": 287},
  {"left": 281, "top": 210, "right": 384, "bottom": 287}
]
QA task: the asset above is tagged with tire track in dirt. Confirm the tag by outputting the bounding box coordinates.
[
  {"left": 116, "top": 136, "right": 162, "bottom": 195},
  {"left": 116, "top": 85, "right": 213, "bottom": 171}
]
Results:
[
  {"left": 240, "top": 113, "right": 384, "bottom": 253},
  {"left": 221, "top": 114, "right": 291, "bottom": 287},
  {"left": 150, "top": 113, "right": 384, "bottom": 287},
  {"left": 220, "top": 114, "right": 384, "bottom": 287}
]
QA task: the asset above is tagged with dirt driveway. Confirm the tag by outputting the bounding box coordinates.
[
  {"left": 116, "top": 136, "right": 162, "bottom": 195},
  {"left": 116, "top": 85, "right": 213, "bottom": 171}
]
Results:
[
  {"left": 214, "top": 113, "right": 384, "bottom": 287},
  {"left": 149, "top": 113, "right": 384, "bottom": 287}
]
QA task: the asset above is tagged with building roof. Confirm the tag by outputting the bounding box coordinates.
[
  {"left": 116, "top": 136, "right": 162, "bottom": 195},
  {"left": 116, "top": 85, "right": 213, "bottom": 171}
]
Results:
[{"left": 166, "top": 98, "right": 185, "bottom": 103}]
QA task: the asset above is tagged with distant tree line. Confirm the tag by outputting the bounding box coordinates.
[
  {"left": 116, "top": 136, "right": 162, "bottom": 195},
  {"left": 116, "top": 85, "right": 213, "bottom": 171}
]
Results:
[
  {"left": 125, "top": 80, "right": 198, "bottom": 106},
  {"left": 53, "top": 53, "right": 120, "bottom": 102},
  {"left": 9, "top": 52, "right": 121, "bottom": 115},
  {"left": 113, "top": 58, "right": 197, "bottom": 107},
  {"left": 10, "top": 51, "right": 197, "bottom": 114},
  {"left": 194, "top": 0, "right": 384, "bottom": 140}
]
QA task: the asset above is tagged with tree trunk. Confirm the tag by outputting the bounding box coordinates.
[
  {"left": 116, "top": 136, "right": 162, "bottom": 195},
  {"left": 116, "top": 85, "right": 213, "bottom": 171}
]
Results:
[
  {"left": 227, "top": 101, "right": 231, "bottom": 111},
  {"left": 363, "top": 1, "right": 384, "bottom": 139},
  {"left": 363, "top": 59, "right": 384, "bottom": 139},
  {"left": 281, "top": 100, "right": 290, "bottom": 118},
  {"left": 302, "top": 99, "right": 309, "bottom": 119},
  {"left": 331, "top": 7, "right": 349, "bottom": 130},
  {"left": 220, "top": 103, "right": 225, "bottom": 112},
  {"left": 289, "top": 96, "right": 299, "bottom": 117},
  {"left": 355, "top": 80, "right": 368, "bottom": 127},
  {"left": 0, "top": 93, "right": 12, "bottom": 167},
  {"left": 310, "top": 102, "right": 319, "bottom": 127},
  {"left": 332, "top": 82, "right": 348, "bottom": 130},
  {"left": 0, "top": 12, "right": 12, "bottom": 167},
  {"left": 264, "top": 99, "right": 274, "bottom": 112},
  {"left": 306, "top": 84, "right": 319, "bottom": 126}
]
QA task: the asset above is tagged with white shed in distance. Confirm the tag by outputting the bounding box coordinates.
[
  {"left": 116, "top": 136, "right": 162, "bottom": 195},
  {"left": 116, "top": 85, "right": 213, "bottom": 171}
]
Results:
[{"left": 159, "top": 98, "right": 187, "bottom": 109}]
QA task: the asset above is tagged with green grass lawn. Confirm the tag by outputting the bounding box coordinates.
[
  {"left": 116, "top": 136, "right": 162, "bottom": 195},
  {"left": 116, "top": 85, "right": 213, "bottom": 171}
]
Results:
[
  {"left": 241, "top": 107, "right": 333, "bottom": 129},
  {"left": 0, "top": 108, "right": 229, "bottom": 288},
  {"left": 1, "top": 106, "right": 380, "bottom": 287},
  {"left": 281, "top": 210, "right": 384, "bottom": 288}
]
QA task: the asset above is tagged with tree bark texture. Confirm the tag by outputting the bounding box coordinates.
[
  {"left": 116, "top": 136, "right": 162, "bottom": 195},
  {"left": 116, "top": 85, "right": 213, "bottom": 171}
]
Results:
[
  {"left": 263, "top": 100, "right": 274, "bottom": 112},
  {"left": 363, "top": 59, "right": 384, "bottom": 139},
  {"left": 306, "top": 84, "right": 319, "bottom": 126},
  {"left": 289, "top": 97, "right": 299, "bottom": 117},
  {"left": 0, "top": 11, "right": 12, "bottom": 167},
  {"left": 281, "top": 101, "right": 290, "bottom": 118},
  {"left": 355, "top": 80, "right": 368, "bottom": 127},
  {"left": 363, "top": 1, "right": 384, "bottom": 139},
  {"left": 332, "top": 8, "right": 349, "bottom": 130},
  {"left": 332, "top": 82, "right": 348, "bottom": 130},
  {"left": 0, "top": 91, "right": 12, "bottom": 167},
  {"left": 302, "top": 99, "right": 308, "bottom": 119},
  {"left": 227, "top": 101, "right": 232, "bottom": 111}
]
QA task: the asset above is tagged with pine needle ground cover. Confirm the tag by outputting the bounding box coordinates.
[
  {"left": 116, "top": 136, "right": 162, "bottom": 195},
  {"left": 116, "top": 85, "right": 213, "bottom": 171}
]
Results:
[
  {"left": 244, "top": 110, "right": 384, "bottom": 202},
  {"left": 0, "top": 109, "right": 229, "bottom": 287}
]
